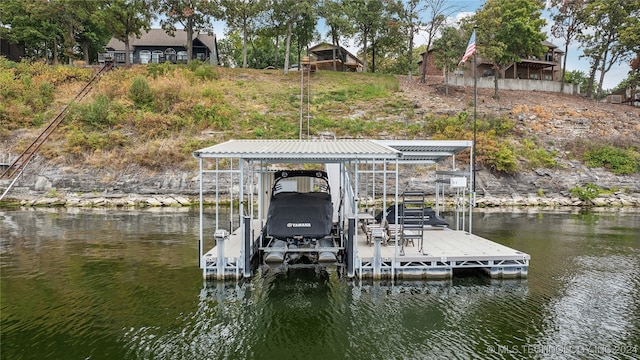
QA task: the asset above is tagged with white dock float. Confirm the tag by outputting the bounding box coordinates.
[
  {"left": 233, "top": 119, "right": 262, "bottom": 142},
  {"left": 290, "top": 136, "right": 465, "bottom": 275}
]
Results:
[
  {"left": 203, "top": 221, "right": 529, "bottom": 280},
  {"left": 355, "top": 227, "right": 529, "bottom": 280}
]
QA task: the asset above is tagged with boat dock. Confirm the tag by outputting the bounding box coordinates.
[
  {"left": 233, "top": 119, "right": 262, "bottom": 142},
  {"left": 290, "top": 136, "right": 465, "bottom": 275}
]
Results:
[
  {"left": 193, "top": 139, "right": 530, "bottom": 281},
  {"left": 202, "top": 220, "right": 529, "bottom": 280}
]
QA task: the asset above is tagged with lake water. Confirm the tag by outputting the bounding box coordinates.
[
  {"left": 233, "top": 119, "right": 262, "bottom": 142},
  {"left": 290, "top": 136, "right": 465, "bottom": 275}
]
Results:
[{"left": 1, "top": 207, "right": 639, "bottom": 359}]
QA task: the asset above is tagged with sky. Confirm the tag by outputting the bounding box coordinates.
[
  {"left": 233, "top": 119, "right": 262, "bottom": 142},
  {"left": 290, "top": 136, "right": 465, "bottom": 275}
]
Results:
[{"left": 204, "top": 1, "right": 628, "bottom": 90}]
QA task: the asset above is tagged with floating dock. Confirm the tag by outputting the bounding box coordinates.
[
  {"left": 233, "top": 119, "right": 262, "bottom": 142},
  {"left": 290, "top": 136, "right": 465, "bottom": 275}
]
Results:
[
  {"left": 193, "top": 139, "right": 530, "bottom": 281},
  {"left": 202, "top": 220, "right": 529, "bottom": 280}
]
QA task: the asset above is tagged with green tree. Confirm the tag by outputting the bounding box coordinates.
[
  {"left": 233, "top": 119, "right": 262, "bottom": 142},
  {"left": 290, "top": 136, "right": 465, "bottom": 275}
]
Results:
[
  {"left": 550, "top": 0, "right": 586, "bottom": 93},
  {"left": 0, "top": 0, "right": 66, "bottom": 63},
  {"left": 157, "top": 0, "right": 216, "bottom": 63},
  {"left": 419, "top": 0, "right": 457, "bottom": 83},
  {"left": 73, "top": 0, "right": 112, "bottom": 64},
  {"left": 389, "top": 0, "right": 425, "bottom": 80},
  {"left": 578, "top": 0, "right": 639, "bottom": 99},
  {"left": 345, "top": 0, "right": 385, "bottom": 73},
  {"left": 318, "top": 0, "right": 353, "bottom": 71},
  {"left": 274, "top": 0, "right": 316, "bottom": 74},
  {"left": 473, "top": 0, "right": 547, "bottom": 98},
  {"left": 564, "top": 69, "right": 589, "bottom": 93},
  {"left": 216, "top": 0, "right": 266, "bottom": 68},
  {"left": 360, "top": 1, "right": 401, "bottom": 73},
  {"left": 98, "top": 0, "right": 156, "bottom": 66},
  {"left": 433, "top": 26, "right": 467, "bottom": 95},
  {"left": 255, "top": 1, "right": 289, "bottom": 68}
]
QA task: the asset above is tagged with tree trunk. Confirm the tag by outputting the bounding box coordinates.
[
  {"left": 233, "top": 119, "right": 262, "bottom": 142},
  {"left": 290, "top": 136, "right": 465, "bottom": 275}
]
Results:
[
  {"left": 407, "top": 26, "right": 414, "bottom": 81},
  {"left": 242, "top": 18, "right": 248, "bottom": 68},
  {"left": 337, "top": 38, "right": 344, "bottom": 71},
  {"left": 68, "top": 23, "right": 74, "bottom": 66},
  {"left": 596, "top": 49, "right": 610, "bottom": 100},
  {"left": 361, "top": 30, "right": 368, "bottom": 73},
  {"left": 560, "top": 41, "right": 569, "bottom": 92},
  {"left": 125, "top": 39, "right": 131, "bottom": 66},
  {"left": 371, "top": 38, "right": 376, "bottom": 73},
  {"left": 493, "top": 65, "right": 500, "bottom": 99},
  {"left": 332, "top": 34, "right": 337, "bottom": 71},
  {"left": 586, "top": 58, "right": 599, "bottom": 99},
  {"left": 420, "top": 51, "right": 427, "bottom": 83},
  {"left": 186, "top": 17, "right": 194, "bottom": 62},
  {"left": 284, "top": 21, "right": 292, "bottom": 74},
  {"left": 53, "top": 38, "right": 59, "bottom": 65},
  {"left": 83, "top": 41, "right": 90, "bottom": 64},
  {"left": 273, "top": 36, "right": 279, "bottom": 67},
  {"left": 444, "top": 68, "right": 449, "bottom": 96}
]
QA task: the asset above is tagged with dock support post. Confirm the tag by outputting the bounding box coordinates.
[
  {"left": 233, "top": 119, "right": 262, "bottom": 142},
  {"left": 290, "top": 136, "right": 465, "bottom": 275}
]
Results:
[
  {"left": 373, "top": 231, "right": 382, "bottom": 280},
  {"left": 347, "top": 217, "right": 355, "bottom": 278},
  {"left": 243, "top": 215, "right": 251, "bottom": 278},
  {"left": 215, "top": 229, "right": 228, "bottom": 280}
]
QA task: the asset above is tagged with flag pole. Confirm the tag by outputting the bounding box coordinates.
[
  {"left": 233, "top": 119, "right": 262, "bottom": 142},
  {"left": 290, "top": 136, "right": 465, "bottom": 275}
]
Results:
[{"left": 472, "top": 25, "right": 478, "bottom": 205}]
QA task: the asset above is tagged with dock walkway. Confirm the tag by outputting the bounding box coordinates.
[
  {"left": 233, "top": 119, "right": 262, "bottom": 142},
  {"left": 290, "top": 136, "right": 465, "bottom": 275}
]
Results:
[{"left": 203, "top": 220, "right": 529, "bottom": 280}]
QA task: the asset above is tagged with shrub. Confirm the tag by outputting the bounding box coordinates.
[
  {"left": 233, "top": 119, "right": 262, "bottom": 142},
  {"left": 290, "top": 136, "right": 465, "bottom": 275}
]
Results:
[
  {"left": 570, "top": 183, "right": 601, "bottom": 201},
  {"left": 147, "top": 62, "right": 175, "bottom": 78},
  {"left": 129, "top": 76, "right": 154, "bottom": 109},
  {"left": 583, "top": 145, "right": 639, "bottom": 175},
  {"left": 194, "top": 65, "right": 219, "bottom": 81},
  {"left": 520, "top": 138, "right": 558, "bottom": 169},
  {"left": 78, "top": 95, "right": 111, "bottom": 129},
  {"left": 486, "top": 143, "right": 518, "bottom": 173}
]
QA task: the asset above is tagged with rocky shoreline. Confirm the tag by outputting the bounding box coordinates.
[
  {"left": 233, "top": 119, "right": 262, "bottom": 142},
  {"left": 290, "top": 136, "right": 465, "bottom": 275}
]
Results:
[
  {"left": 3, "top": 190, "right": 639, "bottom": 209},
  {"left": 2, "top": 158, "right": 639, "bottom": 208}
]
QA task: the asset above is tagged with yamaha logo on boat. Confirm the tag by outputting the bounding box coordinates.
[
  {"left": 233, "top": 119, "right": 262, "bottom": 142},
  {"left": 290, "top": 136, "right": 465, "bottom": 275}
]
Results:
[{"left": 287, "top": 222, "right": 312, "bottom": 228}]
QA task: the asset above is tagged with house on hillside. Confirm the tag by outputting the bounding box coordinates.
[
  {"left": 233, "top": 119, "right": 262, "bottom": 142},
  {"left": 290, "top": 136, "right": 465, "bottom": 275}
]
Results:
[
  {"left": 419, "top": 40, "right": 564, "bottom": 81},
  {"left": 102, "top": 29, "right": 219, "bottom": 65},
  {"left": 308, "top": 42, "right": 362, "bottom": 72}
]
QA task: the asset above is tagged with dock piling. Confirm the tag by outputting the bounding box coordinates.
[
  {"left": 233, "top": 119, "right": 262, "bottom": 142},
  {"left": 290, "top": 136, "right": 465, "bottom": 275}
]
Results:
[{"left": 215, "top": 229, "right": 228, "bottom": 280}]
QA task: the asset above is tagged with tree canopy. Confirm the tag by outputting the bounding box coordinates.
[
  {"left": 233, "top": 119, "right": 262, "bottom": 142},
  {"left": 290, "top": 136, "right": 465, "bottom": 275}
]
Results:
[
  {"left": 0, "top": 0, "right": 635, "bottom": 93},
  {"left": 474, "top": 0, "right": 547, "bottom": 98}
]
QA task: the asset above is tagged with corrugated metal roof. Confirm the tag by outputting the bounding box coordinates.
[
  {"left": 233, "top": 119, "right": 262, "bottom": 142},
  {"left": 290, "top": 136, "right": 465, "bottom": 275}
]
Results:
[
  {"left": 194, "top": 140, "right": 401, "bottom": 161},
  {"left": 193, "top": 139, "right": 473, "bottom": 163},
  {"left": 375, "top": 140, "right": 473, "bottom": 163}
]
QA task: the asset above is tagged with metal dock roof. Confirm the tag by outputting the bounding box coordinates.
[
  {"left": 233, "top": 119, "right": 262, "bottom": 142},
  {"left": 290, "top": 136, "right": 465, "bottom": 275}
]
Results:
[{"left": 193, "top": 139, "right": 472, "bottom": 163}]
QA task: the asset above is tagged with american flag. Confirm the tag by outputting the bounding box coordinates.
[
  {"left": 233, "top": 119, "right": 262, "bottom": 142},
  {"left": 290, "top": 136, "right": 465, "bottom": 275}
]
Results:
[{"left": 460, "top": 30, "right": 476, "bottom": 64}]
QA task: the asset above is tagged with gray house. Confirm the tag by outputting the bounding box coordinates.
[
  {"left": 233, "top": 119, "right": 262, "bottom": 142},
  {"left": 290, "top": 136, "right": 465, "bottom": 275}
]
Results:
[{"left": 104, "top": 29, "right": 218, "bottom": 65}]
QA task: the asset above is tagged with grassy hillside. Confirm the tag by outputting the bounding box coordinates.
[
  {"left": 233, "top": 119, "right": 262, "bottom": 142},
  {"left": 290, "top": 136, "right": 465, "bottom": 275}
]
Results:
[{"left": 1, "top": 59, "right": 638, "bottom": 176}]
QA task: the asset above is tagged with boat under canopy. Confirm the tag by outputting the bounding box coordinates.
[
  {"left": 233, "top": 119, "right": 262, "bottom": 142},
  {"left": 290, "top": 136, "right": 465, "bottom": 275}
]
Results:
[{"left": 193, "top": 139, "right": 529, "bottom": 280}]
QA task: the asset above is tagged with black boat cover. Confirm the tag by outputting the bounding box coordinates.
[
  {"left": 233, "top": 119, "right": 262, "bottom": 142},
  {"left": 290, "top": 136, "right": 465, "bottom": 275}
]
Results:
[
  {"left": 375, "top": 205, "right": 449, "bottom": 227},
  {"left": 266, "top": 192, "right": 333, "bottom": 239}
]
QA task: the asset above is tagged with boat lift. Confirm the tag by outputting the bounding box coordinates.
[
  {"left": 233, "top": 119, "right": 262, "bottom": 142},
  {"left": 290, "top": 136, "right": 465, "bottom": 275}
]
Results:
[{"left": 193, "top": 139, "right": 529, "bottom": 280}]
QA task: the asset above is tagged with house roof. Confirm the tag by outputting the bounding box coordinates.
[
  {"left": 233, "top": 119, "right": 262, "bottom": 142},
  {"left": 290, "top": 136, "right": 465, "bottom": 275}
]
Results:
[
  {"left": 106, "top": 29, "right": 216, "bottom": 51},
  {"left": 542, "top": 40, "right": 563, "bottom": 52},
  {"left": 418, "top": 40, "right": 564, "bottom": 63},
  {"left": 309, "top": 42, "right": 363, "bottom": 65}
]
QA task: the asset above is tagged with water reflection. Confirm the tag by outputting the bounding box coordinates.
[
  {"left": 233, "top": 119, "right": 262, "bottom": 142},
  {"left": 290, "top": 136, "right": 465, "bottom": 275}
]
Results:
[
  {"left": 538, "top": 254, "right": 640, "bottom": 359},
  {"left": 2, "top": 207, "right": 639, "bottom": 360},
  {"left": 122, "top": 271, "right": 531, "bottom": 360}
]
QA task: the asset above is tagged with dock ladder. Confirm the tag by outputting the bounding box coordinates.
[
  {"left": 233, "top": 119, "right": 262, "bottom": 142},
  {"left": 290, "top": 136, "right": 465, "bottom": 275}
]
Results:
[
  {"left": 400, "top": 191, "right": 426, "bottom": 255},
  {"left": 0, "top": 62, "right": 113, "bottom": 200}
]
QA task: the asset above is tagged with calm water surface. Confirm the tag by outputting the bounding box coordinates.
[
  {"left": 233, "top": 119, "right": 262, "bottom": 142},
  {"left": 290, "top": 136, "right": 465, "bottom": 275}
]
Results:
[{"left": 1, "top": 207, "right": 639, "bottom": 359}]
